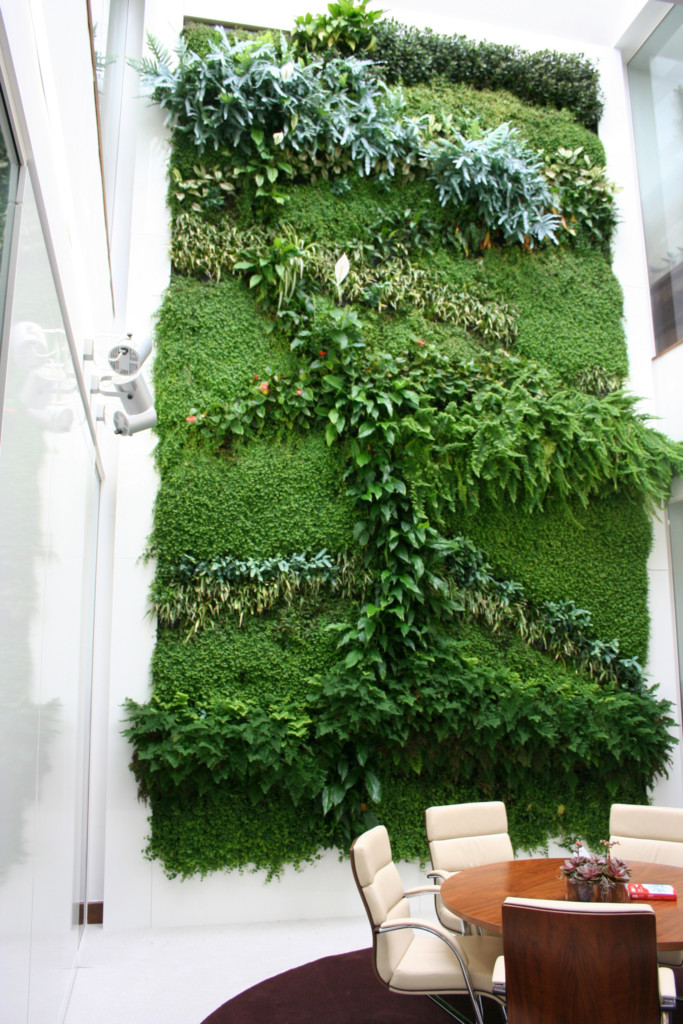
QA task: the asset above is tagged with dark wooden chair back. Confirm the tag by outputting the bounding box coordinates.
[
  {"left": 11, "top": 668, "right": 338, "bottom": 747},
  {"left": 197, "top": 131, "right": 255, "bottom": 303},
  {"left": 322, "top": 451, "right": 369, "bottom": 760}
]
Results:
[{"left": 502, "top": 898, "right": 661, "bottom": 1024}]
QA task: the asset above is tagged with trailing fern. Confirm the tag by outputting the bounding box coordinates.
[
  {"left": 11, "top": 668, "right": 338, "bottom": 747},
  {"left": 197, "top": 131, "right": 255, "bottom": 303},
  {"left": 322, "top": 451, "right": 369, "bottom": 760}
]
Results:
[{"left": 188, "top": 337, "right": 683, "bottom": 517}]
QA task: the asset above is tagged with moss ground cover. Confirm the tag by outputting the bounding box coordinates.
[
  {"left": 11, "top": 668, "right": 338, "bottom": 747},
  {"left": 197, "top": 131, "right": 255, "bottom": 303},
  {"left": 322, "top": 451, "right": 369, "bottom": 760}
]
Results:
[{"left": 457, "top": 492, "right": 652, "bottom": 663}]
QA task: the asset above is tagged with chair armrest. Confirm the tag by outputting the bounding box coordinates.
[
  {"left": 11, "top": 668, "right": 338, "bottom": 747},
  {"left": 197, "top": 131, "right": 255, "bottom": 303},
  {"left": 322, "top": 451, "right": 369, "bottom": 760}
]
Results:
[
  {"left": 405, "top": 884, "right": 442, "bottom": 897},
  {"left": 377, "top": 916, "right": 469, "bottom": 966},
  {"left": 428, "top": 869, "right": 451, "bottom": 883},
  {"left": 492, "top": 956, "right": 506, "bottom": 998},
  {"left": 658, "top": 966, "right": 677, "bottom": 1009}
]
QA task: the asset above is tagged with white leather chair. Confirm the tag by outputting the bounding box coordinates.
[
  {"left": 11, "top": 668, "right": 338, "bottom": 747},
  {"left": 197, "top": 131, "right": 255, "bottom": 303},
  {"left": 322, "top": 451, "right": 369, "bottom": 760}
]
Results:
[
  {"left": 493, "top": 896, "right": 676, "bottom": 1024},
  {"left": 425, "top": 801, "right": 514, "bottom": 932},
  {"left": 609, "top": 803, "right": 683, "bottom": 866},
  {"left": 350, "top": 824, "right": 504, "bottom": 1024},
  {"left": 610, "top": 802, "right": 683, "bottom": 968}
]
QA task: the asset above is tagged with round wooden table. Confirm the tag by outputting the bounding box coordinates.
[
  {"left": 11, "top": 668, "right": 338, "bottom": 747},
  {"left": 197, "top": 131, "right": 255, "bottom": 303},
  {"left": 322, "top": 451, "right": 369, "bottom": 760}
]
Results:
[{"left": 440, "top": 858, "right": 683, "bottom": 950}]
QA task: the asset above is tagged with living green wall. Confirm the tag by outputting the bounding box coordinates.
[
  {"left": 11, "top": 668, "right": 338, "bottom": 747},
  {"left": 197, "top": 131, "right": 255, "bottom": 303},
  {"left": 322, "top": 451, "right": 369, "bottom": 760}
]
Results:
[{"left": 125, "top": 12, "right": 681, "bottom": 878}]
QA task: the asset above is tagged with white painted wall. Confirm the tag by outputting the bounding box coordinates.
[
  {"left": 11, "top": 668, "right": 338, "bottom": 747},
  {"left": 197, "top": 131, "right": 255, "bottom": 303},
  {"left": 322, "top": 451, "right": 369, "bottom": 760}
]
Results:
[
  {"left": 597, "top": 27, "right": 683, "bottom": 801},
  {"left": 189, "top": 0, "right": 667, "bottom": 47}
]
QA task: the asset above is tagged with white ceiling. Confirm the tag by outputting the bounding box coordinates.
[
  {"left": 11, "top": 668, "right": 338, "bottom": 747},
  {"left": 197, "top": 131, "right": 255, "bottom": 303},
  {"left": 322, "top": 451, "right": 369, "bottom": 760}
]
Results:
[
  {"left": 385, "top": 0, "right": 663, "bottom": 46},
  {"left": 189, "top": 0, "right": 673, "bottom": 50}
]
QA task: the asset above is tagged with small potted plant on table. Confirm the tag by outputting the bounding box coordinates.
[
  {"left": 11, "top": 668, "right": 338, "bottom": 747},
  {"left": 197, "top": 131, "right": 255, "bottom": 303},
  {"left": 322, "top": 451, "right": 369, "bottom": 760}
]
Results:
[
  {"left": 561, "top": 843, "right": 603, "bottom": 901},
  {"left": 560, "top": 841, "right": 631, "bottom": 902},
  {"left": 597, "top": 839, "right": 631, "bottom": 902}
]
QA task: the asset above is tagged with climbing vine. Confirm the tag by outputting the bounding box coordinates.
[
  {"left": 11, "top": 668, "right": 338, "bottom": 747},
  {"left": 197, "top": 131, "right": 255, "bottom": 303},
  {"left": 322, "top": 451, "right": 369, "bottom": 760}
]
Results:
[{"left": 162, "top": 301, "right": 681, "bottom": 843}]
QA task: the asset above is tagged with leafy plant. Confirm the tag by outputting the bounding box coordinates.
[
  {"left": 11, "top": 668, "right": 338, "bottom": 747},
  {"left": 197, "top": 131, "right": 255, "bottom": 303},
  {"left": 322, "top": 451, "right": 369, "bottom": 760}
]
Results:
[
  {"left": 446, "top": 535, "right": 649, "bottom": 691},
  {"left": 176, "top": 321, "right": 680, "bottom": 847},
  {"left": 189, "top": 337, "right": 683, "bottom": 518},
  {"left": 572, "top": 364, "right": 623, "bottom": 396},
  {"left": 426, "top": 123, "right": 561, "bottom": 251},
  {"left": 151, "top": 529, "right": 652, "bottom": 693},
  {"left": 170, "top": 211, "right": 519, "bottom": 344},
  {"left": 362, "top": 204, "right": 443, "bottom": 260},
  {"left": 135, "top": 33, "right": 422, "bottom": 188},
  {"left": 545, "top": 146, "right": 620, "bottom": 253},
  {"left": 152, "top": 549, "right": 368, "bottom": 631},
  {"left": 560, "top": 839, "right": 631, "bottom": 898},
  {"left": 126, "top": 10, "right": 681, "bottom": 877},
  {"left": 291, "top": 0, "right": 385, "bottom": 57},
  {"left": 306, "top": 243, "right": 519, "bottom": 341},
  {"left": 170, "top": 164, "right": 234, "bottom": 212},
  {"left": 124, "top": 692, "right": 321, "bottom": 803},
  {"left": 233, "top": 231, "right": 309, "bottom": 309},
  {"left": 124, "top": 638, "right": 676, "bottom": 872}
]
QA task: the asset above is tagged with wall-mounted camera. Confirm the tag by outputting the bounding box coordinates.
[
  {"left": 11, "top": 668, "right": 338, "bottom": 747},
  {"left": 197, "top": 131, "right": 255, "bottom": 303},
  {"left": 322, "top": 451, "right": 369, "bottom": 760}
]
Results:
[
  {"left": 106, "top": 335, "right": 153, "bottom": 377},
  {"left": 85, "top": 332, "right": 157, "bottom": 436},
  {"left": 110, "top": 372, "right": 157, "bottom": 436}
]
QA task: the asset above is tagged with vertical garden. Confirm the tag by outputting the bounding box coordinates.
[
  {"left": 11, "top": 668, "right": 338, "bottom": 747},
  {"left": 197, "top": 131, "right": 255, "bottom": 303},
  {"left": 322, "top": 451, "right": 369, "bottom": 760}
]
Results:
[{"left": 124, "top": 4, "right": 683, "bottom": 878}]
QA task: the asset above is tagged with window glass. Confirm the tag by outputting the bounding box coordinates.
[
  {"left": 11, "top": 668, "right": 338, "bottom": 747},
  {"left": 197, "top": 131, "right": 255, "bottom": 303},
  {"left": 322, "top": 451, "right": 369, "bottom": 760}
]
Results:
[
  {"left": 89, "top": 0, "right": 112, "bottom": 95},
  {"left": 628, "top": 7, "right": 683, "bottom": 355},
  {"left": 0, "top": 88, "right": 20, "bottom": 428},
  {"left": 0, "top": 169, "right": 100, "bottom": 1018},
  {"left": 669, "top": 481, "right": 683, "bottom": 702}
]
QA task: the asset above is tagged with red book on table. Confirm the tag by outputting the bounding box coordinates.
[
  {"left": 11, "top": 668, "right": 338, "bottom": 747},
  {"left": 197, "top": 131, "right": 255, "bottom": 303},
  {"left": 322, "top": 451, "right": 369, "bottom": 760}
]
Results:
[{"left": 626, "top": 883, "right": 677, "bottom": 901}]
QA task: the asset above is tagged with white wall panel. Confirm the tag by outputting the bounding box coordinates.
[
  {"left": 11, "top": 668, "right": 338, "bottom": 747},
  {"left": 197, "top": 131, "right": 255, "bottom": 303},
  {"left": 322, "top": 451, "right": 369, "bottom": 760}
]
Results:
[{"left": 101, "top": 0, "right": 178, "bottom": 932}]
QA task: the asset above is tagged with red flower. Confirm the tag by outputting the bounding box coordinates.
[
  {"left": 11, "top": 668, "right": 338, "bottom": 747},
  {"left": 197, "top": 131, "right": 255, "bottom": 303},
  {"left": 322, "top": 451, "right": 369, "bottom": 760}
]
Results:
[
  {"left": 253, "top": 374, "right": 259, "bottom": 382},
  {"left": 319, "top": 350, "right": 327, "bottom": 357},
  {"left": 296, "top": 388, "right": 303, "bottom": 396},
  {"left": 258, "top": 381, "right": 270, "bottom": 394},
  {"left": 185, "top": 415, "right": 197, "bottom": 423},
  {"left": 416, "top": 338, "right": 426, "bottom": 346}
]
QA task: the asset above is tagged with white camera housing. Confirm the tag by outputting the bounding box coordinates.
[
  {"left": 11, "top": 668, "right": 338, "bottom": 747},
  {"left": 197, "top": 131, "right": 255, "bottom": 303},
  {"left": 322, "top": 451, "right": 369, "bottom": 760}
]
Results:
[
  {"left": 106, "top": 334, "right": 153, "bottom": 376},
  {"left": 111, "top": 372, "right": 158, "bottom": 436},
  {"left": 86, "top": 331, "right": 157, "bottom": 436}
]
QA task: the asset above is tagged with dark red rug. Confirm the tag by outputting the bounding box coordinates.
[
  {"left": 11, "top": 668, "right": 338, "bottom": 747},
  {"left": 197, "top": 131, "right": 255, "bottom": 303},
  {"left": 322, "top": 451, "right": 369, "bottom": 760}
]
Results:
[
  {"left": 200, "top": 948, "right": 504, "bottom": 1024},
  {"left": 201, "top": 948, "right": 683, "bottom": 1024}
]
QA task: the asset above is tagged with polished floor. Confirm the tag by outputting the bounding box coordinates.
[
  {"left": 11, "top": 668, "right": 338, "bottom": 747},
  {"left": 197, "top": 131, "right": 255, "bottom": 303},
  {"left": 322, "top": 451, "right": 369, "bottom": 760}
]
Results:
[{"left": 63, "top": 916, "right": 370, "bottom": 1024}]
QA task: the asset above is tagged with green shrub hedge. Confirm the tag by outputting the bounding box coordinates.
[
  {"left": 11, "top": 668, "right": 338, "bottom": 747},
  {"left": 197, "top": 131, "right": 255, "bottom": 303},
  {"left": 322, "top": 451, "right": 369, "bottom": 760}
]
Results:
[{"left": 373, "top": 20, "right": 604, "bottom": 129}]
